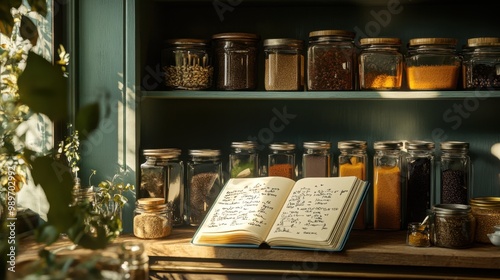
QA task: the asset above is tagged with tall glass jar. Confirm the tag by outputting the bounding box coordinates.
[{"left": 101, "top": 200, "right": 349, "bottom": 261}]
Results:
[
  {"left": 405, "top": 37, "right": 461, "bottom": 90},
  {"left": 338, "top": 140, "right": 368, "bottom": 229},
  {"left": 133, "top": 198, "right": 173, "bottom": 239},
  {"left": 302, "top": 141, "right": 331, "bottom": 178},
  {"left": 229, "top": 141, "right": 259, "bottom": 178},
  {"left": 212, "top": 32, "right": 260, "bottom": 90},
  {"left": 307, "top": 29, "right": 356, "bottom": 91},
  {"left": 431, "top": 204, "right": 475, "bottom": 248},
  {"left": 439, "top": 141, "right": 471, "bottom": 205},
  {"left": 358, "top": 37, "right": 403, "bottom": 90},
  {"left": 186, "top": 149, "right": 223, "bottom": 226},
  {"left": 373, "top": 140, "right": 403, "bottom": 230},
  {"left": 268, "top": 142, "right": 296, "bottom": 180},
  {"left": 162, "top": 39, "right": 213, "bottom": 90},
  {"left": 462, "top": 37, "right": 500, "bottom": 90},
  {"left": 469, "top": 196, "right": 500, "bottom": 243},
  {"left": 264, "top": 38, "right": 304, "bottom": 91},
  {"left": 405, "top": 140, "right": 435, "bottom": 224}
]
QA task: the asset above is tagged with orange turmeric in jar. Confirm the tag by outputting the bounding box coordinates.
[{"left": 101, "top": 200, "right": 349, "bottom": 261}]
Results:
[{"left": 373, "top": 165, "right": 401, "bottom": 230}]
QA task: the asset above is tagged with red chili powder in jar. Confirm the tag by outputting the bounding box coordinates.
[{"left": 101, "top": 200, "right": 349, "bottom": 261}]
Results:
[{"left": 268, "top": 163, "right": 294, "bottom": 179}]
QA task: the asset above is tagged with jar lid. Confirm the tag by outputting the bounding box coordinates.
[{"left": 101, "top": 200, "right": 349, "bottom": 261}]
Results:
[
  {"left": 466, "top": 37, "right": 500, "bottom": 47},
  {"left": 263, "top": 38, "right": 304, "bottom": 49},
  {"left": 143, "top": 148, "right": 181, "bottom": 158},
  {"left": 408, "top": 37, "right": 457, "bottom": 46},
  {"left": 303, "top": 141, "right": 331, "bottom": 149},
  {"left": 373, "top": 140, "right": 403, "bottom": 150},
  {"left": 164, "top": 38, "right": 209, "bottom": 46},
  {"left": 359, "top": 37, "right": 401, "bottom": 46},
  {"left": 269, "top": 142, "right": 295, "bottom": 151},
  {"left": 231, "top": 141, "right": 258, "bottom": 149},
  {"left": 309, "top": 29, "right": 355, "bottom": 39},
  {"left": 405, "top": 140, "right": 435, "bottom": 150},
  {"left": 470, "top": 197, "right": 500, "bottom": 208},
  {"left": 432, "top": 204, "right": 471, "bottom": 215},
  {"left": 137, "top": 197, "right": 165, "bottom": 206},
  {"left": 338, "top": 140, "right": 368, "bottom": 150},
  {"left": 440, "top": 141, "right": 469, "bottom": 151},
  {"left": 212, "top": 32, "right": 260, "bottom": 41},
  {"left": 188, "top": 149, "right": 221, "bottom": 157}
]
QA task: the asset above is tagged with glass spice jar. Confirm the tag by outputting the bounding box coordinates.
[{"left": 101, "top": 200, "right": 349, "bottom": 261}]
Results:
[
  {"left": 162, "top": 39, "right": 213, "bottom": 90},
  {"left": 307, "top": 29, "right": 356, "bottom": 91},
  {"left": 462, "top": 37, "right": 500, "bottom": 90},
  {"left": 405, "top": 37, "right": 461, "bottom": 90},
  {"left": 431, "top": 204, "right": 475, "bottom": 248},
  {"left": 229, "top": 141, "right": 259, "bottom": 178},
  {"left": 264, "top": 38, "right": 304, "bottom": 91},
  {"left": 406, "top": 222, "right": 431, "bottom": 247},
  {"left": 469, "top": 197, "right": 500, "bottom": 243},
  {"left": 118, "top": 241, "right": 149, "bottom": 280},
  {"left": 373, "top": 140, "right": 403, "bottom": 230},
  {"left": 302, "top": 141, "right": 332, "bottom": 178},
  {"left": 358, "top": 37, "right": 403, "bottom": 90},
  {"left": 439, "top": 141, "right": 471, "bottom": 205},
  {"left": 133, "top": 198, "right": 173, "bottom": 239},
  {"left": 186, "top": 149, "right": 223, "bottom": 226},
  {"left": 268, "top": 142, "right": 296, "bottom": 180},
  {"left": 212, "top": 32, "right": 260, "bottom": 90}
]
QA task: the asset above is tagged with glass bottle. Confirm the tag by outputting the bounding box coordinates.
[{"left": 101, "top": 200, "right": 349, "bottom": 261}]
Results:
[
  {"left": 119, "top": 241, "right": 149, "bottom": 280},
  {"left": 358, "top": 37, "right": 403, "bottom": 90},
  {"left": 133, "top": 198, "right": 172, "bottom": 239},
  {"left": 462, "top": 37, "right": 500, "bottom": 90},
  {"left": 302, "top": 141, "right": 332, "bottom": 178},
  {"left": 307, "top": 29, "right": 356, "bottom": 91},
  {"left": 186, "top": 149, "right": 223, "bottom": 226},
  {"left": 229, "top": 141, "right": 259, "bottom": 178},
  {"left": 373, "top": 140, "right": 403, "bottom": 230},
  {"left": 268, "top": 142, "right": 296, "bottom": 180},
  {"left": 162, "top": 39, "right": 213, "bottom": 90},
  {"left": 338, "top": 140, "right": 368, "bottom": 229},
  {"left": 431, "top": 204, "right": 475, "bottom": 248},
  {"left": 405, "top": 37, "right": 461, "bottom": 90},
  {"left": 439, "top": 141, "right": 471, "bottom": 205},
  {"left": 263, "top": 38, "right": 304, "bottom": 91},
  {"left": 469, "top": 196, "right": 500, "bottom": 243},
  {"left": 212, "top": 32, "right": 260, "bottom": 90},
  {"left": 405, "top": 140, "right": 435, "bottom": 224}
]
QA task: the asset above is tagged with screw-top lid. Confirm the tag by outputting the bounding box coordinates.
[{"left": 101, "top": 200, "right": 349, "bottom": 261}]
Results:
[
  {"left": 231, "top": 141, "right": 258, "bottom": 149},
  {"left": 303, "top": 141, "right": 331, "bottom": 149},
  {"left": 405, "top": 140, "right": 435, "bottom": 150},
  {"left": 143, "top": 148, "right": 181, "bottom": 158},
  {"left": 374, "top": 140, "right": 403, "bottom": 150},
  {"left": 360, "top": 37, "right": 401, "bottom": 46},
  {"left": 469, "top": 197, "right": 500, "bottom": 208},
  {"left": 338, "top": 140, "right": 368, "bottom": 150},
  {"left": 263, "top": 38, "right": 304, "bottom": 49},
  {"left": 309, "top": 29, "right": 355, "bottom": 39},
  {"left": 408, "top": 37, "right": 457, "bottom": 46},
  {"left": 440, "top": 141, "right": 469, "bottom": 151},
  {"left": 432, "top": 204, "right": 471, "bottom": 215},
  {"left": 164, "top": 38, "right": 209, "bottom": 46},
  {"left": 269, "top": 142, "right": 295, "bottom": 151},
  {"left": 188, "top": 149, "right": 221, "bottom": 157},
  {"left": 212, "top": 32, "right": 260, "bottom": 41},
  {"left": 466, "top": 37, "right": 500, "bottom": 47}
]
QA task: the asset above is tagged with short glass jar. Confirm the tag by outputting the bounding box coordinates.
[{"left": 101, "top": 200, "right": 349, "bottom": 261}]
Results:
[
  {"left": 268, "top": 142, "right": 296, "bottom": 180},
  {"left": 118, "top": 241, "right": 149, "bottom": 279},
  {"left": 405, "top": 37, "right": 461, "bottom": 90},
  {"left": 307, "top": 29, "right": 356, "bottom": 91},
  {"left": 431, "top": 204, "right": 475, "bottom": 248},
  {"left": 229, "top": 141, "right": 259, "bottom": 178},
  {"left": 439, "top": 141, "right": 471, "bottom": 205},
  {"left": 302, "top": 141, "right": 332, "bottom": 178},
  {"left": 212, "top": 32, "right": 260, "bottom": 90},
  {"left": 469, "top": 197, "right": 500, "bottom": 243},
  {"left": 133, "top": 198, "right": 173, "bottom": 239},
  {"left": 358, "top": 37, "right": 403, "bottom": 90},
  {"left": 406, "top": 222, "right": 431, "bottom": 247},
  {"left": 264, "top": 38, "right": 304, "bottom": 91},
  {"left": 162, "top": 39, "right": 213, "bottom": 90},
  {"left": 462, "top": 37, "right": 500, "bottom": 90}
]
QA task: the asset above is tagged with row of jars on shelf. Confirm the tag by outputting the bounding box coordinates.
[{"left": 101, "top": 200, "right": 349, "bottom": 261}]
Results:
[{"left": 161, "top": 31, "right": 500, "bottom": 91}]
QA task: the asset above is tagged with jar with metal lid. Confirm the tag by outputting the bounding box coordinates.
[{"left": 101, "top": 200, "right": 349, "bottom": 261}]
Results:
[
  {"left": 462, "top": 37, "right": 500, "bottom": 90},
  {"left": 229, "top": 141, "right": 259, "bottom": 178},
  {"left": 405, "top": 140, "right": 435, "bottom": 224},
  {"left": 358, "top": 37, "right": 403, "bottom": 90},
  {"left": 338, "top": 140, "right": 368, "bottom": 229},
  {"left": 307, "top": 29, "right": 356, "bottom": 91},
  {"left": 118, "top": 241, "right": 149, "bottom": 280},
  {"left": 162, "top": 39, "right": 213, "bottom": 90},
  {"left": 212, "top": 32, "right": 260, "bottom": 90},
  {"left": 264, "top": 38, "right": 304, "bottom": 91},
  {"left": 405, "top": 37, "right": 461, "bottom": 90},
  {"left": 133, "top": 198, "right": 173, "bottom": 239},
  {"left": 186, "top": 149, "right": 223, "bottom": 226},
  {"left": 268, "top": 142, "right": 296, "bottom": 179},
  {"left": 302, "top": 141, "right": 332, "bottom": 178},
  {"left": 373, "top": 140, "right": 403, "bottom": 230},
  {"left": 431, "top": 204, "right": 475, "bottom": 248},
  {"left": 439, "top": 141, "right": 471, "bottom": 205},
  {"left": 469, "top": 197, "right": 500, "bottom": 243}
]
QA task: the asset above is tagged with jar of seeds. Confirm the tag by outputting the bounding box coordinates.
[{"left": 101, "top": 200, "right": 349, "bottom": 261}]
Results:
[
  {"left": 462, "top": 37, "right": 500, "bottom": 90},
  {"left": 229, "top": 141, "right": 259, "bottom": 178},
  {"left": 212, "top": 32, "right": 260, "bottom": 90},
  {"left": 439, "top": 141, "right": 471, "bottom": 205},
  {"left": 469, "top": 197, "right": 500, "bottom": 243},
  {"left": 431, "top": 204, "right": 475, "bottom": 248},
  {"left": 133, "top": 198, "right": 172, "bottom": 239},
  {"left": 187, "top": 149, "right": 223, "bottom": 226},
  {"left": 162, "top": 39, "right": 213, "bottom": 90},
  {"left": 268, "top": 142, "right": 296, "bottom": 180},
  {"left": 263, "top": 38, "right": 304, "bottom": 91},
  {"left": 302, "top": 141, "right": 332, "bottom": 178}
]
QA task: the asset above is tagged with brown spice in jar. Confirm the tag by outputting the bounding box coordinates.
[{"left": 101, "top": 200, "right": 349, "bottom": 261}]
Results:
[
  {"left": 265, "top": 53, "right": 303, "bottom": 91},
  {"left": 407, "top": 65, "right": 459, "bottom": 90},
  {"left": 268, "top": 163, "right": 294, "bottom": 179},
  {"left": 471, "top": 207, "right": 500, "bottom": 243},
  {"left": 133, "top": 214, "right": 171, "bottom": 239}
]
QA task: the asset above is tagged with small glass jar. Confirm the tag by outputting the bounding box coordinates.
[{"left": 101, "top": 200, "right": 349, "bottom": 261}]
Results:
[
  {"left": 186, "top": 149, "right": 223, "bottom": 226},
  {"left": 462, "top": 37, "right": 500, "bottom": 90},
  {"left": 162, "top": 39, "right": 213, "bottom": 90},
  {"left": 439, "top": 141, "right": 471, "bottom": 205},
  {"left": 431, "top": 204, "right": 475, "bottom": 248},
  {"left": 469, "top": 197, "right": 500, "bottom": 243},
  {"left": 373, "top": 140, "right": 403, "bottom": 230},
  {"left": 358, "top": 37, "right": 403, "bottom": 90},
  {"left": 406, "top": 222, "right": 431, "bottom": 247},
  {"left": 133, "top": 198, "right": 172, "bottom": 239},
  {"left": 229, "top": 141, "right": 259, "bottom": 178},
  {"left": 302, "top": 141, "right": 332, "bottom": 178},
  {"left": 307, "top": 29, "right": 356, "bottom": 91},
  {"left": 264, "top": 38, "right": 304, "bottom": 91},
  {"left": 405, "top": 37, "right": 461, "bottom": 90},
  {"left": 268, "top": 142, "right": 296, "bottom": 180},
  {"left": 118, "top": 241, "right": 149, "bottom": 280},
  {"left": 405, "top": 140, "right": 435, "bottom": 224},
  {"left": 212, "top": 32, "right": 260, "bottom": 90}
]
